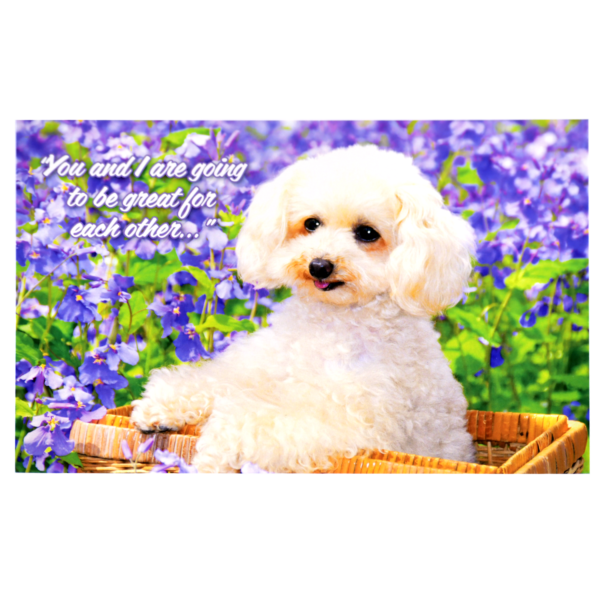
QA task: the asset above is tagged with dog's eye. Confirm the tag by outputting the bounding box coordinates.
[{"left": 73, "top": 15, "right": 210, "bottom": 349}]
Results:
[
  {"left": 354, "top": 225, "right": 381, "bottom": 243},
  {"left": 304, "top": 218, "right": 321, "bottom": 232}
]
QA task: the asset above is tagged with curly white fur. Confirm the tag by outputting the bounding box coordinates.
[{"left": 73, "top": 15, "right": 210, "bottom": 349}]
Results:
[{"left": 131, "top": 144, "right": 477, "bottom": 472}]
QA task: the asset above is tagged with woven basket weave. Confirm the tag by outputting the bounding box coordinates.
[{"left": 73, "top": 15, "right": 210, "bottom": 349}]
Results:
[{"left": 69, "top": 405, "right": 587, "bottom": 474}]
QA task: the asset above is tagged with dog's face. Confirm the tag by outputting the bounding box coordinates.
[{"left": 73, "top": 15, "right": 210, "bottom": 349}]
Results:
[{"left": 236, "top": 145, "right": 475, "bottom": 316}]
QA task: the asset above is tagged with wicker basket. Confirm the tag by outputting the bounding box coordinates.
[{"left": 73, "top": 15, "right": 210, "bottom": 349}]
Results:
[{"left": 70, "top": 405, "right": 587, "bottom": 474}]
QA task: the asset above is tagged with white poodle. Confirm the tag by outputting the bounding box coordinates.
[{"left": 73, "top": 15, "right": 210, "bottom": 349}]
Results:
[{"left": 131, "top": 144, "right": 477, "bottom": 472}]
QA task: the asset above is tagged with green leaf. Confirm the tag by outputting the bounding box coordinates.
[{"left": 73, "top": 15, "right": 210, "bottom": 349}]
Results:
[
  {"left": 199, "top": 314, "right": 258, "bottom": 334},
  {"left": 218, "top": 209, "right": 245, "bottom": 240},
  {"left": 445, "top": 305, "right": 502, "bottom": 345},
  {"left": 553, "top": 375, "right": 589, "bottom": 390},
  {"left": 505, "top": 258, "right": 589, "bottom": 290},
  {"left": 442, "top": 332, "right": 485, "bottom": 376},
  {"left": 132, "top": 249, "right": 182, "bottom": 285},
  {"left": 61, "top": 451, "right": 84, "bottom": 467},
  {"left": 131, "top": 133, "right": 149, "bottom": 145},
  {"left": 457, "top": 161, "right": 484, "bottom": 186},
  {"left": 16, "top": 399, "right": 35, "bottom": 418},
  {"left": 16, "top": 331, "right": 43, "bottom": 363},
  {"left": 49, "top": 319, "right": 76, "bottom": 338},
  {"left": 64, "top": 141, "right": 84, "bottom": 161},
  {"left": 157, "top": 257, "right": 184, "bottom": 280},
  {"left": 551, "top": 391, "right": 582, "bottom": 403},
  {"left": 124, "top": 375, "right": 148, "bottom": 399},
  {"left": 21, "top": 222, "right": 38, "bottom": 234},
  {"left": 224, "top": 298, "right": 266, "bottom": 318},
  {"left": 48, "top": 339, "right": 77, "bottom": 366},
  {"left": 570, "top": 313, "right": 589, "bottom": 328},
  {"left": 118, "top": 291, "right": 148, "bottom": 334},
  {"left": 500, "top": 218, "right": 520, "bottom": 230},
  {"left": 161, "top": 127, "right": 211, "bottom": 150},
  {"left": 130, "top": 262, "right": 161, "bottom": 286},
  {"left": 40, "top": 121, "right": 60, "bottom": 136},
  {"left": 185, "top": 266, "right": 216, "bottom": 299},
  {"left": 17, "top": 261, "right": 30, "bottom": 277},
  {"left": 272, "top": 286, "right": 292, "bottom": 303},
  {"left": 531, "top": 120, "right": 551, "bottom": 128},
  {"left": 18, "top": 317, "right": 48, "bottom": 340}
]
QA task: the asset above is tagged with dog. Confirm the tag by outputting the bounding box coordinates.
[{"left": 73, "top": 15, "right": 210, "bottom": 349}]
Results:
[{"left": 130, "top": 144, "right": 477, "bottom": 472}]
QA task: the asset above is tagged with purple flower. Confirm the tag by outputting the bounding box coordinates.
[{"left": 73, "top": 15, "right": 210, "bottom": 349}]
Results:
[
  {"left": 202, "top": 227, "right": 229, "bottom": 251},
  {"left": 121, "top": 439, "right": 133, "bottom": 460},
  {"left": 16, "top": 239, "right": 31, "bottom": 266},
  {"left": 562, "top": 401, "right": 581, "bottom": 420},
  {"left": 519, "top": 310, "right": 537, "bottom": 328},
  {"left": 26, "top": 242, "right": 67, "bottom": 276},
  {"left": 72, "top": 403, "right": 106, "bottom": 422},
  {"left": 46, "top": 375, "right": 107, "bottom": 422},
  {"left": 78, "top": 349, "right": 128, "bottom": 409},
  {"left": 23, "top": 452, "right": 51, "bottom": 472},
  {"left": 24, "top": 412, "right": 74, "bottom": 457},
  {"left": 138, "top": 438, "right": 155, "bottom": 455},
  {"left": 99, "top": 274, "right": 135, "bottom": 304},
  {"left": 120, "top": 437, "right": 155, "bottom": 465},
  {"left": 16, "top": 359, "right": 34, "bottom": 390},
  {"left": 92, "top": 133, "right": 149, "bottom": 162},
  {"left": 149, "top": 293, "right": 196, "bottom": 338},
  {"left": 491, "top": 266, "right": 511, "bottom": 290},
  {"left": 56, "top": 286, "right": 102, "bottom": 323},
  {"left": 152, "top": 450, "right": 183, "bottom": 471},
  {"left": 53, "top": 375, "right": 94, "bottom": 405},
  {"left": 490, "top": 346, "right": 504, "bottom": 368},
  {"left": 476, "top": 241, "right": 503, "bottom": 266},
  {"left": 174, "top": 324, "right": 209, "bottom": 362},
  {"left": 19, "top": 363, "right": 64, "bottom": 395},
  {"left": 98, "top": 340, "right": 140, "bottom": 370}
]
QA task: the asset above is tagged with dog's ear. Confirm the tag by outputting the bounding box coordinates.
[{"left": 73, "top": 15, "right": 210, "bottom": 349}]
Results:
[
  {"left": 387, "top": 178, "right": 475, "bottom": 317},
  {"left": 236, "top": 164, "right": 300, "bottom": 288}
]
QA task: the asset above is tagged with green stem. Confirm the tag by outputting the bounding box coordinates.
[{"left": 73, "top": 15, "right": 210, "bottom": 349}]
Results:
[
  {"left": 200, "top": 296, "right": 210, "bottom": 326},
  {"left": 500, "top": 332, "right": 521, "bottom": 410},
  {"left": 144, "top": 315, "right": 154, "bottom": 376},
  {"left": 78, "top": 321, "right": 86, "bottom": 357},
  {"left": 126, "top": 299, "right": 133, "bottom": 335},
  {"left": 17, "top": 252, "right": 90, "bottom": 312},
  {"left": 43, "top": 277, "right": 54, "bottom": 353},
  {"left": 544, "top": 277, "right": 560, "bottom": 414},
  {"left": 108, "top": 315, "right": 119, "bottom": 345},
  {"left": 24, "top": 405, "right": 40, "bottom": 472},
  {"left": 455, "top": 326, "right": 474, "bottom": 404},
  {"left": 483, "top": 234, "right": 531, "bottom": 411},
  {"left": 15, "top": 275, "right": 26, "bottom": 331},
  {"left": 250, "top": 291, "right": 259, "bottom": 322},
  {"left": 15, "top": 422, "right": 27, "bottom": 464}
]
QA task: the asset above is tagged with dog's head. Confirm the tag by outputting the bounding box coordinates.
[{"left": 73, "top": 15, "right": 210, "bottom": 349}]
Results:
[{"left": 236, "top": 145, "right": 475, "bottom": 316}]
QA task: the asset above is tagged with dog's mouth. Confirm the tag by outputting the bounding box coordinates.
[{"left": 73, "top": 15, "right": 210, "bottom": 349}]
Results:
[{"left": 313, "top": 279, "right": 345, "bottom": 291}]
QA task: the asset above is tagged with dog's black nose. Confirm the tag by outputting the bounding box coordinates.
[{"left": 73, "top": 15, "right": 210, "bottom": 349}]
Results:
[{"left": 309, "top": 258, "right": 334, "bottom": 279}]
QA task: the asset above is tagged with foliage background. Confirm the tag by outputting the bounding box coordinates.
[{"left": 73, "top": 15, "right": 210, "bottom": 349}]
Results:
[{"left": 15, "top": 120, "right": 589, "bottom": 473}]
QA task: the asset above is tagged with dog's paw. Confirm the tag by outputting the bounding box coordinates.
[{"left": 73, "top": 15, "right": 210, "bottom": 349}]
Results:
[
  {"left": 138, "top": 425, "right": 178, "bottom": 435},
  {"left": 130, "top": 399, "right": 186, "bottom": 433}
]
